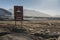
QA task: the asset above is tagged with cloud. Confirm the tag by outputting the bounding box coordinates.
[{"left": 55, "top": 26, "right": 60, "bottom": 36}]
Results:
[
  {"left": 38, "top": 9, "right": 60, "bottom": 16},
  {"left": 0, "top": 0, "right": 60, "bottom": 16},
  {"left": 20, "top": 0, "right": 60, "bottom": 16},
  {"left": 33, "top": 0, "right": 60, "bottom": 16}
]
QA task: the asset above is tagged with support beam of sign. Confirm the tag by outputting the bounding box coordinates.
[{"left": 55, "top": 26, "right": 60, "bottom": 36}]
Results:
[{"left": 14, "top": 6, "right": 23, "bottom": 28}]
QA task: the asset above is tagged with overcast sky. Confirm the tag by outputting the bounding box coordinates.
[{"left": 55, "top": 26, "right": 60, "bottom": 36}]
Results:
[{"left": 0, "top": 0, "right": 60, "bottom": 16}]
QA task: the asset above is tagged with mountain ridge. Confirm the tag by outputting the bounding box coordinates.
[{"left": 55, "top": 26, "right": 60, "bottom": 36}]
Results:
[{"left": 8, "top": 9, "right": 51, "bottom": 17}]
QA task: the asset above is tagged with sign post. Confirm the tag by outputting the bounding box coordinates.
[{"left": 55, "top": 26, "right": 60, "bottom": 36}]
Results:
[{"left": 14, "top": 6, "right": 23, "bottom": 28}]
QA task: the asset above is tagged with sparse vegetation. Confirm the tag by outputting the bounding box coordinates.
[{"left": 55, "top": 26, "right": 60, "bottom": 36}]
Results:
[
  {"left": 0, "top": 20, "right": 60, "bottom": 32},
  {"left": 0, "top": 20, "right": 60, "bottom": 40}
]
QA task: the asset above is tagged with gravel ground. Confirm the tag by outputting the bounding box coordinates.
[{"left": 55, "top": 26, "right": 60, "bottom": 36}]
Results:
[{"left": 0, "top": 33, "right": 33, "bottom": 40}]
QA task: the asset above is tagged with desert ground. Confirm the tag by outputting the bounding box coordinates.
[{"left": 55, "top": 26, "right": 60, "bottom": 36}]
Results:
[
  {"left": 0, "top": 20, "right": 60, "bottom": 31},
  {"left": 0, "top": 20, "right": 60, "bottom": 40}
]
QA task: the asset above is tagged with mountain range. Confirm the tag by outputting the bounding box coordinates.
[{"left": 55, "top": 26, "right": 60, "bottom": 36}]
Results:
[
  {"left": 8, "top": 9, "right": 51, "bottom": 17},
  {"left": 0, "top": 8, "right": 60, "bottom": 20}
]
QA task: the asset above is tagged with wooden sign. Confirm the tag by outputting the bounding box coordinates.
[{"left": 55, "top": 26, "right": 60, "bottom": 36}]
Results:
[{"left": 14, "top": 6, "right": 23, "bottom": 21}]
